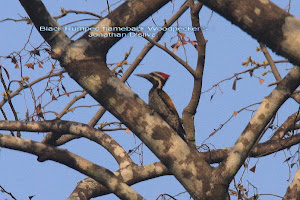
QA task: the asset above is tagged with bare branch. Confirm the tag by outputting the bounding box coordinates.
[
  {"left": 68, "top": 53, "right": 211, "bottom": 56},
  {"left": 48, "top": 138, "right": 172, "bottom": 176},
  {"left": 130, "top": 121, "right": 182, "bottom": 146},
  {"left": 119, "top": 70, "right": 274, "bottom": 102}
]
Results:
[
  {"left": 201, "top": 133, "right": 300, "bottom": 164},
  {"left": 54, "top": 9, "right": 103, "bottom": 19},
  {"left": 202, "top": 59, "right": 289, "bottom": 95},
  {"left": 182, "top": 1, "right": 205, "bottom": 148},
  {"left": 0, "top": 67, "right": 20, "bottom": 136},
  {"left": 260, "top": 43, "right": 300, "bottom": 103},
  {"left": 139, "top": 34, "right": 196, "bottom": 76},
  {"left": 0, "top": 134, "right": 144, "bottom": 200},
  {"left": 41, "top": 91, "right": 87, "bottom": 144},
  {"left": 0, "top": 120, "right": 134, "bottom": 168},
  {"left": 0, "top": 185, "right": 17, "bottom": 200},
  {"left": 0, "top": 70, "right": 65, "bottom": 108},
  {"left": 271, "top": 111, "right": 300, "bottom": 141},
  {"left": 68, "top": 162, "right": 169, "bottom": 199},
  {"left": 216, "top": 66, "right": 300, "bottom": 183}
]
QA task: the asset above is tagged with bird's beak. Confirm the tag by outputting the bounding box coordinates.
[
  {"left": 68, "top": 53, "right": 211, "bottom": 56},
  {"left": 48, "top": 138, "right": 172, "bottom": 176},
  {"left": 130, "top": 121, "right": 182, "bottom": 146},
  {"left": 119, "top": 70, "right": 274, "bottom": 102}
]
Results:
[{"left": 135, "top": 73, "right": 149, "bottom": 79}]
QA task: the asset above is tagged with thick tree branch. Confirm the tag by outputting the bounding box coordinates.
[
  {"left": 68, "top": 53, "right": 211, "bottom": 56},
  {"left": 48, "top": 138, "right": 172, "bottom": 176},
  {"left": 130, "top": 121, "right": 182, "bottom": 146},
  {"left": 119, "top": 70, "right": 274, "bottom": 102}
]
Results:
[
  {"left": 41, "top": 91, "right": 87, "bottom": 145},
  {"left": 283, "top": 167, "right": 300, "bottom": 200},
  {"left": 0, "top": 134, "right": 144, "bottom": 200},
  {"left": 68, "top": 162, "right": 169, "bottom": 199},
  {"left": 0, "top": 120, "right": 134, "bottom": 168},
  {"left": 216, "top": 66, "right": 300, "bottom": 183},
  {"left": 78, "top": 0, "right": 171, "bottom": 54},
  {"left": 198, "top": 0, "right": 300, "bottom": 66}
]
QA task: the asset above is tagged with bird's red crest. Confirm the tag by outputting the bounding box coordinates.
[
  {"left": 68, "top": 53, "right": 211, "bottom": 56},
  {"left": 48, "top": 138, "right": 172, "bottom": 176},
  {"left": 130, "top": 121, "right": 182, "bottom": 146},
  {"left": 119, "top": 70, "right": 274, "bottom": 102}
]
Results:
[{"left": 160, "top": 72, "right": 170, "bottom": 79}]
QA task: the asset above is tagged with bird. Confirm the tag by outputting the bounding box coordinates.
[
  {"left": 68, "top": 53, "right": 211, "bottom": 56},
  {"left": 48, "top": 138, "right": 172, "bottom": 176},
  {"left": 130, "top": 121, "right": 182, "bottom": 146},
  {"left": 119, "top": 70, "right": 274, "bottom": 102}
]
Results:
[{"left": 135, "top": 71, "right": 186, "bottom": 141}]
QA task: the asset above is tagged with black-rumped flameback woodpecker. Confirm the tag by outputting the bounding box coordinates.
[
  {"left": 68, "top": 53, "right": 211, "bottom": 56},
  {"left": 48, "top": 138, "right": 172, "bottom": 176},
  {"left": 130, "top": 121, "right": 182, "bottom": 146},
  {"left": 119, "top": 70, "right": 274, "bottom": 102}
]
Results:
[{"left": 135, "top": 72, "right": 186, "bottom": 141}]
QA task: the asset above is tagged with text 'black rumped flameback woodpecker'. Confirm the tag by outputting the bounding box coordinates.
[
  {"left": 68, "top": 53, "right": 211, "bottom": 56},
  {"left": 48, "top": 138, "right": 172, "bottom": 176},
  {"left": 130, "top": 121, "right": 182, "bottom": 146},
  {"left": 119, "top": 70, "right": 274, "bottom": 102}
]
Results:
[{"left": 135, "top": 72, "right": 186, "bottom": 141}]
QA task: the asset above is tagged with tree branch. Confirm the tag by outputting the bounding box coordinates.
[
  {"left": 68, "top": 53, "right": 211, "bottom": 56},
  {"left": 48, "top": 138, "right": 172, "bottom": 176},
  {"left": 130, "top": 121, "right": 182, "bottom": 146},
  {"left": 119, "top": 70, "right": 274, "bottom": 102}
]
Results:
[
  {"left": 0, "top": 120, "right": 134, "bottom": 168},
  {"left": 68, "top": 162, "right": 169, "bottom": 199},
  {"left": 202, "top": 132, "right": 300, "bottom": 164},
  {"left": 216, "top": 66, "right": 300, "bottom": 183},
  {"left": 271, "top": 111, "right": 300, "bottom": 141},
  {"left": 260, "top": 43, "right": 300, "bottom": 103},
  {"left": 0, "top": 134, "right": 144, "bottom": 200},
  {"left": 139, "top": 34, "right": 196, "bottom": 76},
  {"left": 182, "top": 1, "right": 205, "bottom": 148},
  {"left": 283, "top": 167, "right": 300, "bottom": 200}
]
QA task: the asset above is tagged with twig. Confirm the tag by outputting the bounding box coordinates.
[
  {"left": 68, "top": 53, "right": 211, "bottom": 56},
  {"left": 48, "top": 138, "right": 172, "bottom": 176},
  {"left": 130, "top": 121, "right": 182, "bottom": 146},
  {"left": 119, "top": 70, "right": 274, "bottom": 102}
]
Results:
[
  {"left": 0, "top": 185, "right": 17, "bottom": 200},
  {"left": 138, "top": 33, "right": 196, "bottom": 76},
  {"left": 54, "top": 9, "right": 102, "bottom": 19},
  {"left": 260, "top": 42, "right": 300, "bottom": 104},
  {"left": 106, "top": 0, "right": 111, "bottom": 13},
  {"left": 0, "top": 67, "right": 20, "bottom": 136}
]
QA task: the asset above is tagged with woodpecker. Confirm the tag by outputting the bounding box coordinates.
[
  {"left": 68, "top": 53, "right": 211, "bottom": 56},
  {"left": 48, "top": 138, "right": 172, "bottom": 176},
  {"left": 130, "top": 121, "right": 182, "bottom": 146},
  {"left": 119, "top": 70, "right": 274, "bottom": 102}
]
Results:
[{"left": 135, "top": 72, "right": 186, "bottom": 141}]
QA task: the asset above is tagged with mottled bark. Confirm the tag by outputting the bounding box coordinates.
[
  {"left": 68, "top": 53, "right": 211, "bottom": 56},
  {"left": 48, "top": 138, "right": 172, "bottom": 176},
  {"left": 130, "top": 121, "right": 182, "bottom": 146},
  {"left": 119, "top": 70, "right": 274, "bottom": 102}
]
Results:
[
  {"left": 68, "top": 163, "right": 169, "bottom": 199},
  {"left": 0, "top": 134, "right": 144, "bottom": 200},
  {"left": 283, "top": 168, "right": 300, "bottom": 200}
]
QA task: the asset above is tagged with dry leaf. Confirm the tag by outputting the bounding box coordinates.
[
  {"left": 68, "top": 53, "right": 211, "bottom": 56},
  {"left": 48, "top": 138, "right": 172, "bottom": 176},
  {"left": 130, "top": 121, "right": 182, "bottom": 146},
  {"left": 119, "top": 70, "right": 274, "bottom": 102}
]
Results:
[
  {"left": 209, "top": 130, "right": 217, "bottom": 137},
  {"left": 125, "top": 128, "right": 130, "bottom": 134},
  {"left": 11, "top": 56, "right": 17, "bottom": 64},
  {"left": 233, "top": 111, "right": 238, "bottom": 117},
  {"left": 68, "top": 108, "right": 75, "bottom": 112},
  {"left": 36, "top": 104, "right": 44, "bottom": 118},
  {"left": 25, "top": 63, "right": 34, "bottom": 69},
  {"left": 21, "top": 76, "right": 30, "bottom": 82},
  {"left": 248, "top": 70, "right": 253, "bottom": 77},
  {"left": 232, "top": 79, "right": 237, "bottom": 90},
  {"left": 259, "top": 78, "right": 264, "bottom": 85},
  {"left": 250, "top": 165, "right": 256, "bottom": 173},
  {"left": 171, "top": 41, "right": 182, "bottom": 52},
  {"left": 262, "top": 71, "right": 268, "bottom": 76},
  {"left": 52, "top": 95, "right": 57, "bottom": 101}
]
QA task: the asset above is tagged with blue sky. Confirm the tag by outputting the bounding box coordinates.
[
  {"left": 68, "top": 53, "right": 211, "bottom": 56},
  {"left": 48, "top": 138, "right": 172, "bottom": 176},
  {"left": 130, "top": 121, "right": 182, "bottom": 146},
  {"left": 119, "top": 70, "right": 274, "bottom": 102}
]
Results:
[{"left": 0, "top": 0, "right": 299, "bottom": 199}]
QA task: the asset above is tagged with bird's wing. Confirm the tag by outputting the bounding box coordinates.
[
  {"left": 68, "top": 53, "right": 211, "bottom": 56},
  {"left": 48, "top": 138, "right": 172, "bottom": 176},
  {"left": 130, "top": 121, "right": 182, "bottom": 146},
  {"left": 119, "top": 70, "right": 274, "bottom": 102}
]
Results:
[{"left": 158, "top": 90, "right": 180, "bottom": 117}]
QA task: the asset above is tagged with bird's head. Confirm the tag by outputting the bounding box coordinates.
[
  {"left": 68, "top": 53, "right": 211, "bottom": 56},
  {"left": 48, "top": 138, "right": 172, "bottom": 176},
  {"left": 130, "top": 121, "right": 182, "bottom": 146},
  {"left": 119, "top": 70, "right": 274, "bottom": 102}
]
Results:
[{"left": 135, "top": 71, "right": 170, "bottom": 89}]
